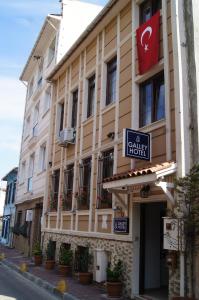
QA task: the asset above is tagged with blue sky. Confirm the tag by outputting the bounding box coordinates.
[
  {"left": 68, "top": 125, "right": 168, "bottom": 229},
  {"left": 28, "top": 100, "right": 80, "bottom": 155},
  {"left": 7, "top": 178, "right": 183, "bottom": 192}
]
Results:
[{"left": 0, "top": 0, "right": 108, "bottom": 187}]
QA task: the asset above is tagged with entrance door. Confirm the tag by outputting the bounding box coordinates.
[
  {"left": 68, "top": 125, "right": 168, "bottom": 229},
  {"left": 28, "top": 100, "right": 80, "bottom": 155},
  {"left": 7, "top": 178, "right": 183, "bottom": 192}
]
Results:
[{"left": 139, "top": 202, "right": 168, "bottom": 294}]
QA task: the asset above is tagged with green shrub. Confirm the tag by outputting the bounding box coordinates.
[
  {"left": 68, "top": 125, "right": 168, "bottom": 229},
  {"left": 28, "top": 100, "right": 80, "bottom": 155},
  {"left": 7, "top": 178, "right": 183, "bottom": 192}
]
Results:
[{"left": 106, "top": 260, "right": 123, "bottom": 282}]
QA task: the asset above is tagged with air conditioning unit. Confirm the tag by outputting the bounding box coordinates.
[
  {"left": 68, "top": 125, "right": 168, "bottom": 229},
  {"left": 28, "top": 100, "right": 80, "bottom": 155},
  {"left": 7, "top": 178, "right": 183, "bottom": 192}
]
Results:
[{"left": 58, "top": 128, "right": 75, "bottom": 146}]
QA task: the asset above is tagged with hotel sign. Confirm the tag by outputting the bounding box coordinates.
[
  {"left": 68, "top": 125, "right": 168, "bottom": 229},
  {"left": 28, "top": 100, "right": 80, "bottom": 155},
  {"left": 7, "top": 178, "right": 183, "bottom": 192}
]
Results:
[
  {"left": 114, "top": 217, "right": 129, "bottom": 234},
  {"left": 123, "top": 128, "right": 151, "bottom": 161}
]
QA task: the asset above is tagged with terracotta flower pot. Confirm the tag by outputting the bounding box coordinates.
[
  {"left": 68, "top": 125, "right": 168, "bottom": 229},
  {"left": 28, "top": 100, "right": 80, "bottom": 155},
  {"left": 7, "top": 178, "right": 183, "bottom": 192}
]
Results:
[
  {"left": 34, "top": 255, "right": 42, "bottom": 266},
  {"left": 78, "top": 272, "right": 92, "bottom": 284},
  {"left": 45, "top": 260, "right": 55, "bottom": 270},
  {"left": 58, "top": 265, "right": 71, "bottom": 276},
  {"left": 106, "top": 281, "right": 122, "bottom": 298}
]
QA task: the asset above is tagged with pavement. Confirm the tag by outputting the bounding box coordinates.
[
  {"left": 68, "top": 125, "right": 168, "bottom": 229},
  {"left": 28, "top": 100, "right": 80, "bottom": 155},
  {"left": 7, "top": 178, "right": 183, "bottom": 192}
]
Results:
[{"left": 0, "top": 244, "right": 129, "bottom": 300}]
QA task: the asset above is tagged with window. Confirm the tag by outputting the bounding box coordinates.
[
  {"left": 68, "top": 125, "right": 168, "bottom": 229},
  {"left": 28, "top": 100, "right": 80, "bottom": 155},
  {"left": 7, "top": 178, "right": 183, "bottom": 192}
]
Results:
[
  {"left": 16, "top": 211, "right": 22, "bottom": 227},
  {"left": 24, "top": 116, "right": 30, "bottom": 138},
  {"left": 27, "top": 153, "right": 35, "bottom": 192},
  {"left": 63, "top": 164, "right": 74, "bottom": 211},
  {"left": 140, "top": 0, "right": 161, "bottom": 24},
  {"left": 97, "top": 149, "right": 114, "bottom": 209},
  {"left": 87, "top": 74, "right": 95, "bottom": 118},
  {"left": 50, "top": 169, "right": 60, "bottom": 211},
  {"left": 78, "top": 158, "right": 91, "bottom": 210},
  {"left": 37, "top": 59, "right": 43, "bottom": 87},
  {"left": 106, "top": 56, "right": 117, "bottom": 106},
  {"left": 5, "top": 184, "right": 11, "bottom": 205},
  {"left": 71, "top": 90, "right": 78, "bottom": 128},
  {"left": 59, "top": 102, "right": 64, "bottom": 134},
  {"left": 48, "top": 37, "right": 56, "bottom": 65},
  {"left": 21, "top": 161, "right": 26, "bottom": 183},
  {"left": 28, "top": 77, "right": 34, "bottom": 98},
  {"left": 39, "top": 143, "right": 46, "bottom": 172},
  {"left": 32, "top": 102, "right": 39, "bottom": 137},
  {"left": 7, "top": 183, "right": 12, "bottom": 204},
  {"left": 139, "top": 72, "right": 165, "bottom": 127},
  {"left": 43, "top": 87, "right": 51, "bottom": 114},
  {"left": 11, "top": 181, "right": 16, "bottom": 203}
]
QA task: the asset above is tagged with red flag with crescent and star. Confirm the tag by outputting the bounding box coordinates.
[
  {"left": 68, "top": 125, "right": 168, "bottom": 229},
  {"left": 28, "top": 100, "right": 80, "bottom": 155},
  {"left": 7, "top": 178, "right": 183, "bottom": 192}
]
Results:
[{"left": 136, "top": 11, "right": 160, "bottom": 75}]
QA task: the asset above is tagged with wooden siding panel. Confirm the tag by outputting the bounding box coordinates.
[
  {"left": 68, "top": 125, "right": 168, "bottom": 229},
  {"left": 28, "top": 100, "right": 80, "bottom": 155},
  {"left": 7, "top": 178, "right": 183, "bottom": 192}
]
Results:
[
  {"left": 97, "top": 214, "right": 112, "bottom": 233},
  {"left": 62, "top": 215, "right": 71, "bottom": 230},
  {"left": 78, "top": 215, "right": 89, "bottom": 231}
]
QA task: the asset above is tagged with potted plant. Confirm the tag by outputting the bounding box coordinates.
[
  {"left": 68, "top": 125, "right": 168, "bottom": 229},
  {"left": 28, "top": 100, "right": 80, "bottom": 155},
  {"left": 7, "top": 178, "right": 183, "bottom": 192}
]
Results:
[
  {"left": 32, "top": 242, "right": 42, "bottom": 266},
  {"left": 75, "top": 247, "right": 93, "bottom": 284},
  {"left": 45, "top": 239, "right": 56, "bottom": 270},
  {"left": 106, "top": 260, "right": 123, "bottom": 298},
  {"left": 58, "top": 245, "right": 73, "bottom": 276}
]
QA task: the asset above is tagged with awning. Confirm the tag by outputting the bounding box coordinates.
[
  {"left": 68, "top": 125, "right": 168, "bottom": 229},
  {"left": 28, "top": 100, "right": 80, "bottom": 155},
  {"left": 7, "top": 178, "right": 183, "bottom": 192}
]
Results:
[{"left": 103, "top": 161, "right": 177, "bottom": 206}]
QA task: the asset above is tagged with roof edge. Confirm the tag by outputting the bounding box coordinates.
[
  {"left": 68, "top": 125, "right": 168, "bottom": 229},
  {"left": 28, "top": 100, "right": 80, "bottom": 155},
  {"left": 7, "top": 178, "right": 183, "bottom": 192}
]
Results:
[{"left": 20, "top": 15, "right": 61, "bottom": 81}]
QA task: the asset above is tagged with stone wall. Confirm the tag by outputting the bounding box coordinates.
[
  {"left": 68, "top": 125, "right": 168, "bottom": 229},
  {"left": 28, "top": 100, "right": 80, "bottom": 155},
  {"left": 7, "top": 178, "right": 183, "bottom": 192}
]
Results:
[{"left": 42, "top": 231, "right": 133, "bottom": 297}]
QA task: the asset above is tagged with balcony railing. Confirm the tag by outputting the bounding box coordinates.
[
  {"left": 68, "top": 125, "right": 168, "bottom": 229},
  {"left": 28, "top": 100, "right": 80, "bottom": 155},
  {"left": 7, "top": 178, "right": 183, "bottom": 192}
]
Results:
[
  {"left": 76, "top": 186, "right": 90, "bottom": 210},
  {"left": 62, "top": 191, "right": 73, "bottom": 211}
]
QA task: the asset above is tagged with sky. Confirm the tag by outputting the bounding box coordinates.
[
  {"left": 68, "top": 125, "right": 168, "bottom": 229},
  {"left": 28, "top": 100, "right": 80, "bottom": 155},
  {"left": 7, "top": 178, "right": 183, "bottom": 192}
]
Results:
[{"left": 0, "top": 0, "right": 108, "bottom": 207}]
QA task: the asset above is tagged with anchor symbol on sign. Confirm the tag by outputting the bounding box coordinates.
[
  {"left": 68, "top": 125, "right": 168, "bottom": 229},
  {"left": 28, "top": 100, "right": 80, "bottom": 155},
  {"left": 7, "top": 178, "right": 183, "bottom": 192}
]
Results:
[{"left": 136, "top": 136, "right": 140, "bottom": 143}]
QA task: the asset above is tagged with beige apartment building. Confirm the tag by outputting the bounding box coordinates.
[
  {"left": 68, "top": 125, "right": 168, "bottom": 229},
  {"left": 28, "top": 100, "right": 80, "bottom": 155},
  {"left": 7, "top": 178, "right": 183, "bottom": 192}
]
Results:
[
  {"left": 14, "top": 1, "right": 102, "bottom": 256},
  {"left": 41, "top": 0, "right": 194, "bottom": 298}
]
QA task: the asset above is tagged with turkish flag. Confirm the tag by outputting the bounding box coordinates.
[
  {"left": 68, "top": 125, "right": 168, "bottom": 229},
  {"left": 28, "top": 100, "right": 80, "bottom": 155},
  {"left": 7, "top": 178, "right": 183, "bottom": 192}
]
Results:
[{"left": 136, "top": 11, "right": 160, "bottom": 74}]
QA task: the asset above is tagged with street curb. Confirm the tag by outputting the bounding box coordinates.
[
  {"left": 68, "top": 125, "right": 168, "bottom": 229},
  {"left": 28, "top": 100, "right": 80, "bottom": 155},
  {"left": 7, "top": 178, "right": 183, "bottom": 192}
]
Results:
[{"left": 0, "top": 259, "right": 80, "bottom": 300}]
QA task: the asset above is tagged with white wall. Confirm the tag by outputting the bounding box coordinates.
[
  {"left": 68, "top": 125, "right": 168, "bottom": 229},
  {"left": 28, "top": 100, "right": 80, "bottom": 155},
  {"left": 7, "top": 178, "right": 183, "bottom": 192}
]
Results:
[{"left": 57, "top": 0, "right": 103, "bottom": 62}]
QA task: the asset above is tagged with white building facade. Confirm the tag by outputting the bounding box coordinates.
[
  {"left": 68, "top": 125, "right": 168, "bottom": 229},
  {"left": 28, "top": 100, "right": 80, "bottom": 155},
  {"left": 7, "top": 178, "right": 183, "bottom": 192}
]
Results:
[{"left": 14, "top": 0, "right": 103, "bottom": 256}]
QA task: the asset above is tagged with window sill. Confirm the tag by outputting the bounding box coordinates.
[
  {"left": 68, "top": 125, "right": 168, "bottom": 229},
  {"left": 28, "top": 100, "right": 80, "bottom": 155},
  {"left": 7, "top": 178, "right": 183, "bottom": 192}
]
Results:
[
  {"left": 82, "top": 115, "right": 94, "bottom": 126},
  {"left": 139, "top": 118, "right": 166, "bottom": 133},
  {"left": 42, "top": 108, "right": 50, "bottom": 119},
  {"left": 135, "top": 59, "right": 164, "bottom": 84},
  {"left": 102, "top": 101, "right": 116, "bottom": 114},
  {"left": 24, "top": 134, "right": 30, "bottom": 142},
  {"left": 37, "top": 169, "right": 46, "bottom": 176}
]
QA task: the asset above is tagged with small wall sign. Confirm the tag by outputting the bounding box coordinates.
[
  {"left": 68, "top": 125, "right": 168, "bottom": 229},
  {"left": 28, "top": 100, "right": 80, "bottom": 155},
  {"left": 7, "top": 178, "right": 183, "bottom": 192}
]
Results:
[
  {"left": 123, "top": 128, "right": 151, "bottom": 161},
  {"left": 114, "top": 217, "right": 129, "bottom": 234}
]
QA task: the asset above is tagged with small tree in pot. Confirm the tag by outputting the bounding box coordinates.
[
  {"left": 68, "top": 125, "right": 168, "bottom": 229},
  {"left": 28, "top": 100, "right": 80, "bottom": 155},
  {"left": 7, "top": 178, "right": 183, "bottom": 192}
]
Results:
[
  {"left": 75, "top": 247, "right": 93, "bottom": 284},
  {"left": 32, "top": 242, "right": 42, "bottom": 266},
  {"left": 106, "top": 260, "right": 123, "bottom": 298},
  {"left": 58, "top": 245, "right": 73, "bottom": 276},
  {"left": 45, "top": 239, "right": 56, "bottom": 270}
]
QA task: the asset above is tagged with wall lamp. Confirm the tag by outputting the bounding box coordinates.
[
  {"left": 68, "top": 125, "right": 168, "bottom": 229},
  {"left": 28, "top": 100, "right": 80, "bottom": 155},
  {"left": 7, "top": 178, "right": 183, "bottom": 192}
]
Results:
[{"left": 107, "top": 131, "right": 115, "bottom": 140}]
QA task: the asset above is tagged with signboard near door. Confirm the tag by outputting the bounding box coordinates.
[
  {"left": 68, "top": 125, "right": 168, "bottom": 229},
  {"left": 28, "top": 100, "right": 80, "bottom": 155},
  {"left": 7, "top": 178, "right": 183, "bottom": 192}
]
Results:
[{"left": 123, "top": 128, "right": 151, "bottom": 161}]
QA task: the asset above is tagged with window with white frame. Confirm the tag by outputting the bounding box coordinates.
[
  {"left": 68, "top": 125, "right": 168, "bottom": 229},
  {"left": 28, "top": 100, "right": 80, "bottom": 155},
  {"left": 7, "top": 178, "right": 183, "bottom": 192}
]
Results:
[
  {"left": 106, "top": 56, "right": 117, "bottom": 106},
  {"left": 28, "top": 77, "right": 34, "bottom": 98},
  {"left": 139, "top": 71, "right": 165, "bottom": 127},
  {"left": 32, "top": 102, "right": 39, "bottom": 137},
  {"left": 43, "top": 87, "right": 51, "bottom": 114},
  {"left": 24, "top": 116, "right": 30, "bottom": 139},
  {"left": 48, "top": 37, "right": 56, "bottom": 65},
  {"left": 20, "top": 161, "right": 26, "bottom": 184},
  {"left": 37, "top": 59, "right": 43, "bottom": 87},
  {"left": 87, "top": 74, "right": 95, "bottom": 118},
  {"left": 39, "top": 143, "right": 46, "bottom": 172},
  {"left": 27, "top": 153, "right": 35, "bottom": 192},
  {"left": 57, "top": 102, "right": 64, "bottom": 136},
  {"left": 71, "top": 90, "right": 78, "bottom": 128},
  {"left": 97, "top": 149, "right": 114, "bottom": 209}
]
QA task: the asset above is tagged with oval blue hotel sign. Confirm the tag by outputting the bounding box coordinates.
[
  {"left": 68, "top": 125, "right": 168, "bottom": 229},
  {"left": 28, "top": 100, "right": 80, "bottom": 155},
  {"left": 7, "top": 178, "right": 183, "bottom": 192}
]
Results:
[{"left": 123, "top": 128, "right": 151, "bottom": 161}]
